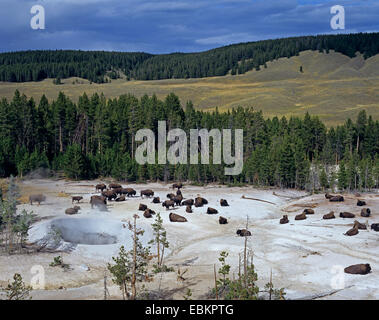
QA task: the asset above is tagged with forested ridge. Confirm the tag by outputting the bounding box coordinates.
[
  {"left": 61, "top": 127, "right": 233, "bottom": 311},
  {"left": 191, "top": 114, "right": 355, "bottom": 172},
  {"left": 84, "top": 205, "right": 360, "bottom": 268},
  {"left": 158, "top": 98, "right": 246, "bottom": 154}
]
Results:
[
  {"left": 1, "top": 33, "right": 379, "bottom": 83},
  {"left": 0, "top": 90, "right": 378, "bottom": 191}
]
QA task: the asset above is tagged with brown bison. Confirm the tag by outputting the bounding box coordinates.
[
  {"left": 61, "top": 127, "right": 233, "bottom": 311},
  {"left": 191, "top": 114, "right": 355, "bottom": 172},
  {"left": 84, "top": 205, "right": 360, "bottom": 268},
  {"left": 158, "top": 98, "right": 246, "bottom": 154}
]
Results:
[
  {"left": 207, "top": 207, "right": 218, "bottom": 215},
  {"left": 182, "top": 199, "right": 194, "bottom": 206},
  {"left": 195, "top": 197, "right": 208, "bottom": 207},
  {"left": 152, "top": 197, "right": 161, "bottom": 204},
  {"left": 72, "top": 196, "right": 83, "bottom": 204},
  {"left": 172, "top": 183, "right": 183, "bottom": 189},
  {"left": 138, "top": 204, "right": 148, "bottom": 211},
  {"left": 353, "top": 220, "right": 367, "bottom": 230},
  {"left": 329, "top": 195, "right": 344, "bottom": 202},
  {"left": 340, "top": 212, "right": 355, "bottom": 218},
  {"left": 102, "top": 190, "right": 117, "bottom": 201},
  {"left": 370, "top": 223, "right": 379, "bottom": 232},
  {"left": 186, "top": 205, "right": 193, "bottom": 213},
  {"left": 280, "top": 215, "right": 289, "bottom": 224},
  {"left": 115, "top": 196, "right": 126, "bottom": 202},
  {"left": 169, "top": 213, "right": 187, "bottom": 222},
  {"left": 176, "top": 189, "right": 182, "bottom": 196},
  {"left": 167, "top": 193, "right": 176, "bottom": 200},
  {"left": 141, "top": 189, "right": 154, "bottom": 198},
  {"left": 361, "top": 208, "right": 371, "bottom": 217},
  {"left": 144, "top": 208, "right": 156, "bottom": 218},
  {"left": 295, "top": 212, "right": 307, "bottom": 220},
  {"left": 345, "top": 226, "right": 359, "bottom": 236},
  {"left": 323, "top": 211, "right": 336, "bottom": 220},
  {"left": 65, "top": 207, "right": 80, "bottom": 215},
  {"left": 173, "top": 194, "right": 183, "bottom": 206},
  {"left": 237, "top": 229, "right": 251, "bottom": 237},
  {"left": 344, "top": 264, "right": 371, "bottom": 275},
  {"left": 357, "top": 200, "right": 366, "bottom": 206},
  {"left": 96, "top": 183, "right": 107, "bottom": 192},
  {"left": 90, "top": 195, "right": 107, "bottom": 210},
  {"left": 29, "top": 194, "right": 46, "bottom": 205},
  {"left": 109, "top": 183, "right": 122, "bottom": 189},
  {"left": 162, "top": 200, "right": 175, "bottom": 210},
  {"left": 219, "top": 217, "right": 228, "bottom": 224},
  {"left": 303, "top": 208, "right": 315, "bottom": 215},
  {"left": 325, "top": 193, "right": 333, "bottom": 199},
  {"left": 220, "top": 199, "right": 229, "bottom": 207},
  {"left": 121, "top": 188, "right": 136, "bottom": 197}
]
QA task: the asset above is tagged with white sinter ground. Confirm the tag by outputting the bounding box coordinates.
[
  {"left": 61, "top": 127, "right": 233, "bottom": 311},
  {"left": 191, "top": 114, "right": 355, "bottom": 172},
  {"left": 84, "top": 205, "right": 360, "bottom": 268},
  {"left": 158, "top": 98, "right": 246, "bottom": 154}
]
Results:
[{"left": 0, "top": 179, "right": 378, "bottom": 300}]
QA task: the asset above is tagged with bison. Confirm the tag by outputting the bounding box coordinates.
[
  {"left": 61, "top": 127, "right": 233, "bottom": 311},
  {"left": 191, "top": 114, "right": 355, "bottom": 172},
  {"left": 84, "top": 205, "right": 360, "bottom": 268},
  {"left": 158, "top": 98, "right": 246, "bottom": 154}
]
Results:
[
  {"left": 121, "top": 188, "right": 136, "bottom": 197},
  {"left": 344, "top": 264, "right": 371, "bottom": 275},
  {"left": 102, "top": 190, "right": 117, "bottom": 201},
  {"left": 115, "top": 196, "right": 126, "bottom": 202},
  {"left": 207, "top": 207, "right": 218, "bottom": 215},
  {"left": 144, "top": 208, "right": 156, "bottom": 218},
  {"left": 237, "top": 229, "right": 251, "bottom": 237},
  {"left": 371, "top": 223, "right": 379, "bottom": 232},
  {"left": 173, "top": 195, "right": 183, "bottom": 206},
  {"left": 329, "top": 195, "right": 344, "bottom": 202},
  {"left": 303, "top": 208, "right": 315, "bottom": 215},
  {"left": 169, "top": 213, "right": 187, "bottom": 222},
  {"left": 295, "top": 212, "right": 307, "bottom": 220},
  {"left": 162, "top": 200, "right": 175, "bottom": 210},
  {"left": 357, "top": 200, "right": 366, "bottom": 206},
  {"left": 141, "top": 189, "right": 154, "bottom": 198},
  {"left": 340, "top": 212, "right": 355, "bottom": 219},
  {"left": 344, "top": 226, "right": 359, "bottom": 236},
  {"left": 172, "top": 183, "right": 183, "bottom": 190},
  {"left": 90, "top": 195, "right": 107, "bottom": 210},
  {"left": 182, "top": 199, "right": 194, "bottom": 206},
  {"left": 65, "top": 207, "right": 80, "bottom": 215},
  {"left": 29, "top": 194, "right": 46, "bottom": 205},
  {"left": 186, "top": 205, "right": 193, "bottom": 213},
  {"left": 72, "top": 196, "right": 83, "bottom": 204},
  {"left": 138, "top": 204, "right": 148, "bottom": 211},
  {"left": 95, "top": 183, "right": 106, "bottom": 192},
  {"left": 353, "top": 220, "right": 367, "bottom": 230},
  {"left": 325, "top": 193, "right": 333, "bottom": 199},
  {"left": 152, "top": 197, "right": 161, "bottom": 204},
  {"left": 220, "top": 199, "right": 229, "bottom": 207},
  {"left": 323, "top": 211, "right": 335, "bottom": 220},
  {"left": 195, "top": 197, "right": 208, "bottom": 207},
  {"left": 176, "top": 189, "right": 182, "bottom": 196},
  {"left": 361, "top": 208, "right": 371, "bottom": 217},
  {"left": 167, "top": 193, "right": 176, "bottom": 200},
  {"left": 219, "top": 217, "right": 228, "bottom": 224},
  {"left": 109, "top": 183, "right": 122, "bottom": 189},
  {"left": 280, "top": 215, "right": 289, "bottom": 224}
]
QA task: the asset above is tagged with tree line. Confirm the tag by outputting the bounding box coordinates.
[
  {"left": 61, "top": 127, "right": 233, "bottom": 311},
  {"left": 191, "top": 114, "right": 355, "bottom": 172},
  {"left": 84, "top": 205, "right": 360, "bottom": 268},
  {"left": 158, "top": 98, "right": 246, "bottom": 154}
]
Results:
[
  {"left": 1, "top": 33, "right": 378, "bottom": 83},
  {"left": 0, "top": 90, "right": 378, "bottom": 190}
]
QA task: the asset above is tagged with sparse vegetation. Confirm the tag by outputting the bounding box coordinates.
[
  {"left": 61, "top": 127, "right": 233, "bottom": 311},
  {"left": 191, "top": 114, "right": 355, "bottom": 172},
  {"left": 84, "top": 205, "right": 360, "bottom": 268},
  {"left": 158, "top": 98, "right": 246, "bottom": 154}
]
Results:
[{"left": 1, "top": 273, "right": 32, "bottom": 300}]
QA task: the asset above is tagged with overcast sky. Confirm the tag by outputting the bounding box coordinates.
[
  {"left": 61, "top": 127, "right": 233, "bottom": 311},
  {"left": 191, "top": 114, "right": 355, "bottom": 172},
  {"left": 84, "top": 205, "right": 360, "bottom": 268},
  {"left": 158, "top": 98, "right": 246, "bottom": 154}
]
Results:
[{"left": 0, "top": 0, "right": 378, "bottom": 53}]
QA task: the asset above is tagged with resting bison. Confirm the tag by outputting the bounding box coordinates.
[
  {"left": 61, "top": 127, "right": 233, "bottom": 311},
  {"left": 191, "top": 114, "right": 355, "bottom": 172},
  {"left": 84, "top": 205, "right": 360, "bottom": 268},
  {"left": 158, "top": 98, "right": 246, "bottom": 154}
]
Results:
[
  {"left": 340, "top": 212, "right": 355, "bottom": 218},
  {"left": 280, "top": 215, "right": 289, "bottom": 224},
  {"left": 371, "top": 223, "right": 379, "bottom": 232},
  {"left": 152, "top": 197, "right": 161, "bottom": 204},
  {"left": 344, "top": 226, "right": 359, "bottom": 236},
  {"left": 344, "top": 264, "right": 371, "bottom": 275},
  {"left": 195, "top": 197, "right": 208, "bottom": 207},
  {"left": 186, "top": 205, "right": 193, "bottom": 213},
  {"left": 139, "top": 204, "right": 148, "bottom": 211},
  {"left": 162, "top": 200, "right": 175, "bottom": 210},
  {"left": 329, "top": 195, "right": 344, "bottom": 202},
  {"left": 102, "top": 190, "right": 117, "bottom": 201},
  {"left": 141, "top": 189, "right": 154, "bottom": 198},
  {"left": 172, "top": 183, "right": 183, "bottom": 189},
  {"left": 325, "top": 193, "right": 333, "bottom": 199},
  {"left": 173, "top": 195, "right": 183, "bottom": 206},
  {"left": 303, "top": 208, "right": 314, "bottom": 215},
  {"left": 237, "top": 229, "right": 251, "bottom": 237},
  {"left": 169, "top": 213, "right": 187, "bottom": 222},
  {"left": 207, "top": 207, "right": 218, "bottom": 215},
  {"left": 65, "top": 207, "right": 80, "bottom": 215},
  {"left": 323, "top": 211, "right": 335, "bottom": 220},
  {"left": 357, "top": 200, "right": 366, "bottom": 206},
  {"left": 95, "top": 183, "right": 106, "bottom": 192},
  {"left": 219, "top": 217, "right": 228, "bottom": 224},
  {"left": 295, "top": 212, "right": 306, "bottom": 220},
  {"left": 109, "top": 183, "right": 122, "bottom": 189},
  {"left": 353, "top": 220, "right": 367, "bottom": 230},
  {"left": 220, "top": 199, "right": 229, "bottom": 207},
  {"left": 115, "top": 196, "right": 126, "bottom": 202},
  {"left": 182, "top": 199, "right": 194, "bottom": 206},
  {"left": 72, "top": 196, "right": 83, "bottom": 204},
  {"left": 29, "top": 194, "right": 46, "bottom": 205},
  {"left": 361, "top": 208, "right": 371, "bottom": 217},
  {"left": 90, "top": 195, "right": 107, "bottom": 210},
  {"left": 167, "top": 193, "right": 176, "bottom": 200},
  {"left": 144, "top": 209, "right": 156, "bottom": 218}
]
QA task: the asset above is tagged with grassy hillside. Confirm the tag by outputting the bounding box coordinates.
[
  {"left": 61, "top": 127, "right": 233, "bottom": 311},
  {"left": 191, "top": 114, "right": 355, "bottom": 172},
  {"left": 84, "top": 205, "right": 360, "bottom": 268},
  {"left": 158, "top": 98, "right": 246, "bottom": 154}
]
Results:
[{"left": 1, "top": 50, "right": 379, "bottom": 126}]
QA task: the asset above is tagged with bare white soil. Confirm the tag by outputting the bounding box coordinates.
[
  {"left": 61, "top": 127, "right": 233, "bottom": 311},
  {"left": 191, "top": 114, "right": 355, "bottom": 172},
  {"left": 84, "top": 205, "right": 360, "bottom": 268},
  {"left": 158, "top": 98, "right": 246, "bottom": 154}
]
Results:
[{"left": 0, "top": 179, "right": 378, "bottom": 300}]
